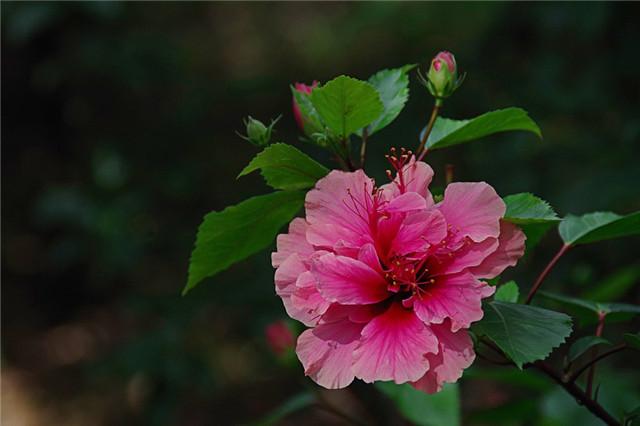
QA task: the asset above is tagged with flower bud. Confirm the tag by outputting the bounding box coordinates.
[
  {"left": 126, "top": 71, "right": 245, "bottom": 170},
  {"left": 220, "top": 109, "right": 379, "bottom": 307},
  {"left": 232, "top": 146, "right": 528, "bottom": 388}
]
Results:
[
  {"left": 238, "top": 115, "right": 280, "bottom": 146},
  {"left": 292, "top": 81, "right": 320, "bottom": 136},
  {"left": 424, "top": 51, "right": 464, "bottom": 101},
  {"left": 265, "top": 320, "right": 295, "bottom": 356}
]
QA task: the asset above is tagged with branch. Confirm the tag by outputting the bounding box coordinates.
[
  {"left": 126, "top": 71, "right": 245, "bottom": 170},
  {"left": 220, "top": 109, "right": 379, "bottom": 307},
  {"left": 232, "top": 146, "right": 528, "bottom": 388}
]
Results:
[
  {"left": 416, "top": 103, "right": 441, "bottom": 161},
  {"left": 525, "top": 244, "right": 570, "bottom": 304},
  {"left": 586, "top": 312, "right": 607, "bottom": 397},
  {"left": 531, "top": 361, "right": 620, "bottom": 426},
  {"left": 478, "top": 337, "right": 620, "bottom": 425},
  {"left": 568, "top": 343, "right": 626, "bottom": 384}
]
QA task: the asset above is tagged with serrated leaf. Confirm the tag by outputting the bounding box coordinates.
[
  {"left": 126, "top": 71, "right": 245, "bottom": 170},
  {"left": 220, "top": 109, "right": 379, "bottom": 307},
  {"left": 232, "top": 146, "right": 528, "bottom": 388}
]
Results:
[
  {"left": 238, "top": 143, "right": 328, "bottom": 191},
  {"left": 376, "top": 382, "right": 460, "bottom": 426},
  {"left": 559, "top": 211, "right": 640, "bottom": 246},
  {"left": 310, "top": 75, "right": 384, "bottom": 138},
  {"left": 568, "top": 336, "right": 611, "bottom": 362},
  {"left": 473, "top": 301, "right": 573, "bottom": 369},
  {"left": 494, "top": 281, "right": 520, "bottom": 303},
  {"left": 184, "top": 191, "right": 305, "bottom": 294},
  {"left": 503, "top": 193, "right": 561, "bottom": 250},
  {"left": 423, "top": 107, "right": 541, "bottom": 150},
  {"left": 504, "top": 193, "right": 560, "bottom": 224},
  {"left": 624, "top": 333, "right": 640, "bottom": 351},
  {"left": 363, "top": 64, "right": 415, "bottom": 135}
]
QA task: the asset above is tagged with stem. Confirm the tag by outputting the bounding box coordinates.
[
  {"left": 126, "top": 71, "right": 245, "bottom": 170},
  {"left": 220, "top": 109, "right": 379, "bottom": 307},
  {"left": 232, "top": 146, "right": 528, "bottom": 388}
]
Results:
[
  {"left": 340, "top": 138, "right": 356, "bottom": 171},
  {"left": 525, "top": 244, "right": 571, "bottom": 305},
  {"left": 360, "top": 128, "right": 369, "bottom": 170},
  {"left": 416, "top": 102, "right": 441, "bottom": 161},
  {"left": 478, "top": 337, "right": 620, "bottom": 426},
  {"left": 569, "top": 343, "right": 625, "bottom": 384},
  {"left": 586, "top": 312, "right": 606, "bottom": 397},
  {"left": 532, "top": 361, "right": 620, "bottom": 426},
  {"left": 445, "top": 164, "right": 454, "bottom": 184}
]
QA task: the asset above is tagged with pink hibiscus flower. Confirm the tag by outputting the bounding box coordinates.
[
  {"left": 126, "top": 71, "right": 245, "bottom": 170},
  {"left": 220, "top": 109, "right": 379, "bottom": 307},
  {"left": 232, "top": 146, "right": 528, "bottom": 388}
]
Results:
[{"left": 272, "top": 150, "right": 525, "bottom": 393}]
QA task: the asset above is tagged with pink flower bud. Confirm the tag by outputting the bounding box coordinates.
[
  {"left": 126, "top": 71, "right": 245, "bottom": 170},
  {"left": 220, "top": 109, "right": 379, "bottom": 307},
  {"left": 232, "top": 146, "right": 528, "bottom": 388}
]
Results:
[
  {"left": 265, "top": 320, "right": 294, "bottom": 356},
  {"left": 292, "top": 81, "right": 319, "bottom": 133},
  {"left": 432, "top": 51, "right": 456, "bottom": 73},
  {"left": 425, "top": 51, "right": 462, "bottom": 100}
]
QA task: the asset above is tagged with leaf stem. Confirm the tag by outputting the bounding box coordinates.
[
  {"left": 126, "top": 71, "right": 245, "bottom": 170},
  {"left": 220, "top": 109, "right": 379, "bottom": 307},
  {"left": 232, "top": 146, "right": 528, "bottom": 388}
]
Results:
[
  {"left": 416, "top": 102, "right": 441, "bottom": 161},
  {"left": 525, "top": 244, "right": 571, "bottom": 305},
  {"left": 340, "top": 138, "right": 356, "bottom": 171},
  {"left": 360, "top": 128, "right": 369, "bottom": 170},
  {"left": 585, "top": 312, "right": 607, "bottom": 397}
]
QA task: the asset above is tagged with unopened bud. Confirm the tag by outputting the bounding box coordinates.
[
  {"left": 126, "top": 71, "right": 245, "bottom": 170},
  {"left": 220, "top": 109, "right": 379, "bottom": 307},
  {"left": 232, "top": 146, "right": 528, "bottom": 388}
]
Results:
[
  {"left": 238, "top": 115, "right": 281, "bottom": 146},
  {"left": 291, "top": 81, "right": 320, "bottom": 137},
  {"left": 265, "top": 320, "right": 295, "bottom": 357},
  {"left": 419, "top": 51, "right": 465, "bottom": 103}
]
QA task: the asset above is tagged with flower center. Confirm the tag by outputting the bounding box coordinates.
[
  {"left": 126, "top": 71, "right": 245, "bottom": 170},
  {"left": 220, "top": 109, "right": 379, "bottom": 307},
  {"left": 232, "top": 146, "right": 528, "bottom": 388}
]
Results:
[{"left": 383, "top": 256, "right": 435, "bottom": 301}]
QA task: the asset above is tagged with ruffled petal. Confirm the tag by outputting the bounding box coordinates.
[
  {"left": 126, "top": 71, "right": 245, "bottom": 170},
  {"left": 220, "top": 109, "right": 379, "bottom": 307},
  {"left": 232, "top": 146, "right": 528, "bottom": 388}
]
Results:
[
  {"left": 412, "top": 272, "right": 495, "bottom": 332},
  {"left": 391, "top": 209, "right": 448, "bottom": 256},
  {"left": 352, "top": 303, "right": 439, "bottom": 383},
  {"left": 296, "top": 318, "right": 363, "bottom": 389},
  {"left": 290, "top": 271, "right": 331, "bottom": 323},
  {"left": 274, "top": 254, "right": 320, "bottom": 326},
  {"left": 312, "top": 253, "right": 389, "bottom": 305},
  {"left": 434, "top": 237, "right": 499, "bottom": 276},
  {"left": 305, "top": 170, "right": 375, "bottom": 248},
  {"left": 272, "top": 218, "right": 314, "bottom": 268},
  {"left": 469, "top": 221, "right": 526, "bottom": 279},
  {"left": 438, "top": 182, "right": 505, "bottom": 242},
  {"left": 383, "top": 192, "right": 427, "bottom": 214},
  {"left": 412, "top": 321, "right": 475, "bottom": 393}
]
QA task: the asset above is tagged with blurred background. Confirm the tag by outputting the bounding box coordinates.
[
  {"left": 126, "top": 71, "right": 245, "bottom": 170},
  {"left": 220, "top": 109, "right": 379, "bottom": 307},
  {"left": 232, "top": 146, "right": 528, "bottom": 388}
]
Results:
[{"left": 2, "top": 2, "right": 639, "bottom": 425}]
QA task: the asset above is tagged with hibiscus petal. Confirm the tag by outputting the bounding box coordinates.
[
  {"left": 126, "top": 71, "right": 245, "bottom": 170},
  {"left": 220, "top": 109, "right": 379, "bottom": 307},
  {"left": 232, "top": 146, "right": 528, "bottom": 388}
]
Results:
[
  {"left": 291, "top": 271, "right": 331, "bottom": 322},
  {"left": 272, "top": 218, "right": 314, "bottom": 268},
  {"left": 305, "top": 170, "right": 375, "bottom": 247},
  {"left": 435, "top": 237, "right": 499, "bottom": 276},
  {"left": 296, "top": 318, "right": 363, "bottom": 389},
  {"left": 383, "top": 192, "right": 427, "bottom": 214},
  {"left": 412, "top": 321, "right": 475, "bottom": 393},
  {"left": 312, "top": 253, "right": 389, "bottom": 305},
  {"left": 413, "top": 272, "right": 495, "bottom": 332},
  {"left": 352, "top": 303, "right": 439, "bottom": 383},
  {"left": 357, "top": 243, "right": 384, "bottom": 273},
  {"left": 469, "top": 221, "right": 526, "bottom": 279},
  {"left": 275, "top": 254, "right": 321, "bottom": 326},
  {"left": 391, "top": 209, "right": 448, "bottom": 256},
  {"left": 438, "top": 182, "right": 505, "bottom": 242}
]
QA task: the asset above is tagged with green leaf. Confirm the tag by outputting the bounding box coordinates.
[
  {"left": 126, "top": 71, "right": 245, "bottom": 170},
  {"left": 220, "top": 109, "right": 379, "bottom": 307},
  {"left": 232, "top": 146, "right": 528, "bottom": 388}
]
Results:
[
  {"left": 376, "top": 382, "right": 460, "bottom": 426},
  {"left": 559, "top": 211, "right": 640, "bottom": 246},
  {"left": 473, "top": 301, "right": 573, "bottom": 369},
  {"left": 238, "top": 143, "right": 329, "bottom": 191},
  {"left": 184, "top": 191, "right": 305, "bottom": 294},
  {"left": 252, "top": 392, "right": 315, "bottom": 426},
  {"left": 494, "top": 281, "right": 520, "bottom": 303},
  {"left": 364, "top": 65, "right": 415, "bottom": 135},
  {"left": 310, "top": 75, "right": 384, "bottom": 139},
  {"left": 624, "top": 333, "right": 640, "bottom": 351},
  {"left": 502, "top": 192, "right": 561, "bottom": 250},
  {"left": 424, "top": 107, "right": 541, "bottom": 150},
  {"left": 568, "top": 336, "right": 611, "bottom": 362},
  {"left": 503, "top": 193, "right": 560, "bottom": 224}
]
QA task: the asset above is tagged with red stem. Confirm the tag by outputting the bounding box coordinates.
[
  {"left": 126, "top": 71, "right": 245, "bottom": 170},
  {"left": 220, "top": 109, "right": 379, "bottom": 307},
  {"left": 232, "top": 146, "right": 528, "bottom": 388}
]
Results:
[
  {"left": 586, "top": 312, "right": 606, "bottom": 397},
  {"left": 568, "top": 343, "right": 626, "bottom": 384},
  {"left": 525, "top": 244, "right": 571, "bottom": 304}
]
